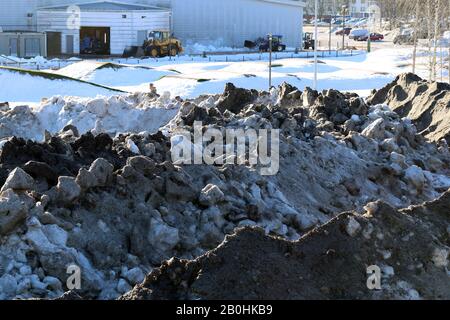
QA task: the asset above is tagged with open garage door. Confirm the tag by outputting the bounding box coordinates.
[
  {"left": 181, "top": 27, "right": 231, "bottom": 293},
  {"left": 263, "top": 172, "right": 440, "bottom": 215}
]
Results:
[{"left": 80, "top": 27, "right": 110, "bottom": 55}]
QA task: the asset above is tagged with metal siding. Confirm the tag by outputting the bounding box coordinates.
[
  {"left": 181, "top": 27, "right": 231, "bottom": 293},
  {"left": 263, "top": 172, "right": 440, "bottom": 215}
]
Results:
[
  {"left": 0, "top": 1, "right": 170, "bottom": 31},
  {"left": 2, "top": 0, "right": 303, "bottom": 50},
  {"left": 37, "top": 9, "right": 170, "bottom": 54},
  {"left": 172, "top": 0, "right": 303, "bottom": 48},
  {"left": 0, "top": 32, "right": 46, "bottom": 57}
]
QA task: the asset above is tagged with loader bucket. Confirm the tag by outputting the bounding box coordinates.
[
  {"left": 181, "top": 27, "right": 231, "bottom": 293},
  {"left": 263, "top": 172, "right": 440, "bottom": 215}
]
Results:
[
  {"left": 135, "top": 47, "right": 145, "bottom": 57},
  {"left": 244, "top": 40, "right": 256, "bottom": 49},
  {"left": 123, "top": 46, "right": 140, "bottom": 58}
]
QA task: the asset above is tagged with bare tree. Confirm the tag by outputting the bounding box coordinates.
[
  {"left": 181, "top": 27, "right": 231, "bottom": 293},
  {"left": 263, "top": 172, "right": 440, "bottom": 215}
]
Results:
[
  {"left": 432, "top": 0, "right": 441, "bottom": 81},
  {"left": 412, "top": 0, "right": 420, "bottom": 74},
  {"left": 427, "top": 0, "right": 434, "bottom": 81}
]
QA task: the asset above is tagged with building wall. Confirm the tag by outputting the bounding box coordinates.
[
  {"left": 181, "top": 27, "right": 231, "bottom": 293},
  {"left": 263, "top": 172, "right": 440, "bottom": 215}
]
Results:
[
  {"left": 37, "top": 9, "right": 170, "bottom": 54},
  {"left": 0, "top": 32, "right": 46, "bottom": 57},
  {"left": 2, "top": 0, "right": 304, "bottom": 50},
  {"left": 172, "top": 0, "right": 304, "bottom": 48},
  {"left": 0, "top": 0, "right": 170, "bottom": 31}
]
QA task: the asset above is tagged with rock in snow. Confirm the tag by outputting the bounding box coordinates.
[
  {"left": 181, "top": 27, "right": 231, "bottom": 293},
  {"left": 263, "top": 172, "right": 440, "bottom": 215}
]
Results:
[
  {"left": 199, "top": 184, "right": 225, "bottom": 206},
  {"left": 404, "top": 165, "right": 426, "bottom": 191},
  {"left": 1, "top": 168, "right": 35, "bottom": 192}
]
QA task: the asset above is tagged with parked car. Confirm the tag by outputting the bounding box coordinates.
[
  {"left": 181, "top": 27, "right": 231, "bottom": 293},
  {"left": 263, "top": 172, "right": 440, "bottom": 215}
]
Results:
[
  {"left": 356, "top": 33, "right": 384, "bottom": 41},
  {"left": 349, "top": 29, "right": 369, "bottom": 40},
  {"left": 335, "top": 27, "right": 352, "bottom": 36}
]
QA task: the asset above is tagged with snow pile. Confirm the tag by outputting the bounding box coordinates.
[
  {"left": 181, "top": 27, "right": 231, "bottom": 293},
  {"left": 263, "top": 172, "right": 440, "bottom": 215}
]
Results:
[
  {"left": 0, "top": 92, "right": 181, "bottom": 141},
  {"left": 80, "top": 65, "right": 176, "bottom": 91},
  {"left": 368, "top": 73, "right": 450, "bottom": 143},
  {"left": 183, "top": 39, "right": 247, "bottom": 54},
  {"left": 0, "top": 80, "right": 448, "bottom": 300}
]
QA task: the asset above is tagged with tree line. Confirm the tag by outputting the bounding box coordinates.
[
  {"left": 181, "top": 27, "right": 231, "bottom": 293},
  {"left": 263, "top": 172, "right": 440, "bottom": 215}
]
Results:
[{"left": 304, "top": 0, "right": 450, "bottom": 82}]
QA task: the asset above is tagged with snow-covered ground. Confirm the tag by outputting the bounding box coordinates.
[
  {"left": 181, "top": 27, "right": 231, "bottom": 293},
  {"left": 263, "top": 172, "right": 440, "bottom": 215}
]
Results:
[
  {"left": 0, "top": 55, "right": 81, "bottom": 70},
  {"left": 0, "top": 68, "right": 122, "bottom": 105},
  {"left": 1, "top": 47, "right": 448, "bottom": 106},
  {"left": 52, "top": 48, "right": 450, "bottom": 99}
]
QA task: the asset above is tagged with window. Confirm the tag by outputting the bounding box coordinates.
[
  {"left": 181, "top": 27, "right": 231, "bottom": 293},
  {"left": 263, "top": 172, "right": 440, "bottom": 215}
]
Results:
[{"left": 25, "top": 38, "right": 40, "bottom": 57}]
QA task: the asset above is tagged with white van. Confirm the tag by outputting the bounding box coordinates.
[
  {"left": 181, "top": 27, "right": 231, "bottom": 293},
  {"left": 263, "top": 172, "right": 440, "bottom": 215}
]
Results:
[{"left": 349, "top": 29, "right": 369, "bottom": 40}]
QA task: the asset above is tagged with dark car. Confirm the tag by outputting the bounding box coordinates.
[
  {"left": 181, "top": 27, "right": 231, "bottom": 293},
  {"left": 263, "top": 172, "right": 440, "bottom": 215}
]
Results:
[
  {"left": 356, "top": 33, "right": 384, "bottom": 41},
  {"left": 335, "top": 27, "right": 352, "bottom": 36}
]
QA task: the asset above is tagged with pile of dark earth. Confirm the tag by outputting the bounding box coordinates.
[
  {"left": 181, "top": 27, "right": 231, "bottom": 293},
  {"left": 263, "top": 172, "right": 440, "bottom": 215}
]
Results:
[
  {"left": 121, "top": 191, "right": 450, "bottom": 300},
  {"left": 368, "top": 72, "right": 450, "bottom": 144},
  {"left": 0, "top": 74, "right": 448, "bottom": 300}
]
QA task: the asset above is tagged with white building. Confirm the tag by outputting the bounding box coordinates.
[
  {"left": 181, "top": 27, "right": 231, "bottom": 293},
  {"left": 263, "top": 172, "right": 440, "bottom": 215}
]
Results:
[
  {"left": 37, "top": 2, "right": 170, "bottom": 55},
  {"left": 0, "top": 0, "right": 305, "bottom": 56},
  {"left": 171, "top": 0, "right": 305, "bottom": 48},
  {"left": 349, "top": 0, "right": 370, "bottom": 17}
]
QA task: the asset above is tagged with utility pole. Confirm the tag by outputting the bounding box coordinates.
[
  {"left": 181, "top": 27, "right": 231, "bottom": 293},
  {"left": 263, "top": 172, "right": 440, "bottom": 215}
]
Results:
[
  {"left": 427, "top": 0, "right": 433, "bottom": 81},
  {"left": 342, "top": 5, "right": 347, "bottom": 50},
  {"left": 329, "top": 15, "right": 332, "bottom": 53},
  {"left": 269, "top": 34, "right": 273, "bottom": 90},
  {"left": 313, "top": 0, "right": 318, "bottom": 90},
  {"left": 367, "top": 7, "right": 372, "bottom": 53},
  {"left": 440, "top": 41, "right": 444, "bottom": 82}
]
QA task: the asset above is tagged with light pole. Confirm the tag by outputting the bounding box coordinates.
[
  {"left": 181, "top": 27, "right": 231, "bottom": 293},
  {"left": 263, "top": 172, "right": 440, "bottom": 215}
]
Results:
[
  {"left": 368, "top": 7, "right": 375, "bottom": 53},
  {"left": 329, "top": 15, "right": 332, "bottom": 53},
  {"left": 313, "top": 0, "right": 318, "bottom": 90},
  {"left": 269, "top": 34, "right": 273, "bottom": 89},
  {"left": 342, "top": 5, "right": 347, "bottom": 50}
]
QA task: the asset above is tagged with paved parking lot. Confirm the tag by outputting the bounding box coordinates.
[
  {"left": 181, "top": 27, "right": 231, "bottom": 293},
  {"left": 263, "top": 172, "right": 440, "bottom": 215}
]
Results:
[{"left": 303, "top": 26, "right": 409, "bottom": 51}]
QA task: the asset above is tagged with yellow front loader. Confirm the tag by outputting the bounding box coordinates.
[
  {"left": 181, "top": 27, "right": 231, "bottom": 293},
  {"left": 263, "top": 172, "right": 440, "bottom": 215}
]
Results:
[{"left": 123, "top": 30, "right": 183, "bottom": 58}]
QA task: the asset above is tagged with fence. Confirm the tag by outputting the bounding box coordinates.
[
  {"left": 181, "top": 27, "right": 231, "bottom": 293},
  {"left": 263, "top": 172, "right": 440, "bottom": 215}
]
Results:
[
  {"left": 0, "top": 49, "right": 366, "bottom": 71},
  {"left": 108, "top": 49, "right": 365, "bottom": 65},
  {"left": 0, "top": 55, "right": 77, "bottom": 70}
]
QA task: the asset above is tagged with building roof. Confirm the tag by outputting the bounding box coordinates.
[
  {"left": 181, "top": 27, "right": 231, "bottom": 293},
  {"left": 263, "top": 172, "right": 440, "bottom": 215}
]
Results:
[
  {"left": 259, "top": 0, "right": 306, "bottom": 7},
  {"left": 38, "top": 1, "right": 168, "bottom": 12}
]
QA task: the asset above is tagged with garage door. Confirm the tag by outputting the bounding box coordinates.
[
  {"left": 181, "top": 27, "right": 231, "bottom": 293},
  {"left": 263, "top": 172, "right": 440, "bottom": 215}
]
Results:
[{"left": 47, "top": 32, "right": 62, "bottom": 56}]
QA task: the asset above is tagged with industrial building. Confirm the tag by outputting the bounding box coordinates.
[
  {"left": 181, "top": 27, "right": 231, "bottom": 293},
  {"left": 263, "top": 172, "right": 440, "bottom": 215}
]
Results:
[
  {"left": 0, "top": 0, "right": 305, "bottom": 57},
  {"left": 36, "top": 2, "right": 170, "bottom": 55}
]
